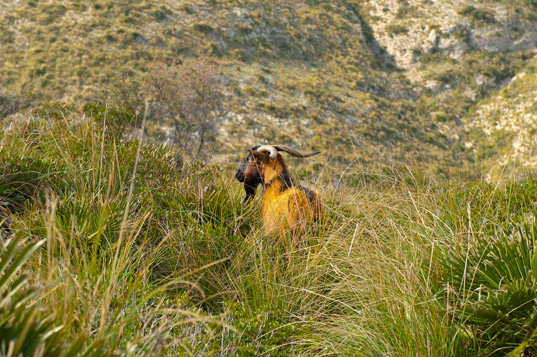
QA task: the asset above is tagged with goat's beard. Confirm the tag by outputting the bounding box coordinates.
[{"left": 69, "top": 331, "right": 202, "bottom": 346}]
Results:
[
  {"left": 236, "top": 154, "right": 262, "bottom": 204},
  {"left": 236, "top": 169, "right": 261, "bottom": 204},
  {"left": 242, "top": 182, "right": 258, "bottom": 204}
]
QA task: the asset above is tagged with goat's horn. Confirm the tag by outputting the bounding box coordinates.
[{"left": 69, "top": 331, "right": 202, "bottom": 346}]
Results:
[
  {"left": 272, "top": 145, "right": 321, "bottom": 158},
  {"left": 257, "top": 145, "right": 278, "bottom": 159}
]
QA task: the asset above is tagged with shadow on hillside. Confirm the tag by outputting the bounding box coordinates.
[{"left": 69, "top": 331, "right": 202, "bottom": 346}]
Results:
[{"left": 341, "top": 1, "right": 397, "bottom": 71}]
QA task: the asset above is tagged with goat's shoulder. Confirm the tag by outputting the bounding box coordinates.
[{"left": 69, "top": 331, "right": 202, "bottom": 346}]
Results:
[
  {"left": 297, "top": 185, "right": 319, "bottom": 204},
  {"left": 283, "top": 187, "right": 311, "bottom": 205}
]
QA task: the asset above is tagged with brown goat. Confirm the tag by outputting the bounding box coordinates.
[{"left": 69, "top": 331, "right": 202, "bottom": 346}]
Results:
[{"left": 235, "top": 145, "right": 323, "bottom": 242}]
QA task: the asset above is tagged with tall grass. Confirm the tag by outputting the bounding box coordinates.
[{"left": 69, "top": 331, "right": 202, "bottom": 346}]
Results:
[{"left": 2, "top": 106, "right": 537, "bottom": 354}]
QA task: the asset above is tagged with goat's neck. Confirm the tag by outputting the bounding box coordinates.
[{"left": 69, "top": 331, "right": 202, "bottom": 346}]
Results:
[
  {"left": 264, "top": 177, "right": 284, "bottom": 192},
  {"left": 262, "top": 176, "right": 285, "bottom": 207},
  {"left": 263, "top": 164, "right": 293, "bottom": 193}
]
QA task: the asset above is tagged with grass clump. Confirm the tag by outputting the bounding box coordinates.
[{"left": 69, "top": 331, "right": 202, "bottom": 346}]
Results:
[
  {"left": 396, "top": 5, "right": 420, "bottom": 19},
  {"left": 0, "top": 93, "right": 19, "bottom": 118}
]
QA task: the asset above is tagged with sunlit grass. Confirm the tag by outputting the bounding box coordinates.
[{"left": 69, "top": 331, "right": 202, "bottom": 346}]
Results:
[{"left": 2, "top": 109, "right": 537, "bottom": 354}]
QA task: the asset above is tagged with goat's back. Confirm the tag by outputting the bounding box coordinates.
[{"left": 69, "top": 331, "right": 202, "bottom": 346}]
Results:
[{"left": 298, "top": 186, "right": 323, "bottom": 220}]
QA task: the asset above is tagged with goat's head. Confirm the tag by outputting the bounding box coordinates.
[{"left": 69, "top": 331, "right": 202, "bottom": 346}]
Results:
[{"left": 235, "top": 145, "right": 320, "bottom": 204}]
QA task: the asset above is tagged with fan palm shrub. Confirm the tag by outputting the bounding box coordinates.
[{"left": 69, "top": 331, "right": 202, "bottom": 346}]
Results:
[
  {"left": 0, "top": 227, "right": 108, "bottom": 356},
  {"left": 442, "top": 220, "right": 537, "bottom": 354}
]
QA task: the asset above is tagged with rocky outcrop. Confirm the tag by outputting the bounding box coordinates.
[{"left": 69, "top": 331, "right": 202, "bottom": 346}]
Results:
[
  {"left": 364, "top": 0, "right": 537, "bottom": 68},
  {"left": 469, "top": 71, "right": 537, "bottom": 178}
]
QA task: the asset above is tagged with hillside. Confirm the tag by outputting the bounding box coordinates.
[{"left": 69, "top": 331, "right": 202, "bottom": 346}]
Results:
[
  {"left": 362, "top": 0, "right": 537, "bottom": 178},
  {"left": 0, "top": 0, "right": 467, "bottom": 171},
  {"left": 1, "top": 0, "right": 537, "bottom": 173},
  {"left": 467, "top": 60, "right": 537, "bottom": 180}
]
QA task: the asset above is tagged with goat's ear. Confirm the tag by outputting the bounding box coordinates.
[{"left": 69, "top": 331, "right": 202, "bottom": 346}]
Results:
[{"left": 250, "top": 150, "right": 268, "bottom": 160}]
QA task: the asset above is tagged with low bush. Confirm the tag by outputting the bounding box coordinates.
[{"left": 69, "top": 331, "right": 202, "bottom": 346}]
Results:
[
  {"left": 386, "top": 24, "right": 409, "bottom": 36},
  {"left": 459, "top": 6, "right": 496, "bottom": 24}
]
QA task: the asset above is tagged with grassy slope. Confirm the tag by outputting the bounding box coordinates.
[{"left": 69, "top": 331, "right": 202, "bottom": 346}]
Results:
[{"left": 3, "top": 107, "right": 537, "bottom": 355}]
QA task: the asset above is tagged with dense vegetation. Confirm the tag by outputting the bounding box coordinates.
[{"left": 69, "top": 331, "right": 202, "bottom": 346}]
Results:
[
  {"left": 3, "top": 0, "right": 537, "bottom": 355},
  {"left": 3, "top": 105, "right": 537, "bottom": 355}
]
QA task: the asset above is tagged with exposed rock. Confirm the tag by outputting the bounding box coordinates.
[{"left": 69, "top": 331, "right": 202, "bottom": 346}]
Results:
[
  {"left": 365, "top": 0, "right": 537, "bottom": 69},
  {"left": 469, "top": 70, "right": 537, "bottom": 173}
]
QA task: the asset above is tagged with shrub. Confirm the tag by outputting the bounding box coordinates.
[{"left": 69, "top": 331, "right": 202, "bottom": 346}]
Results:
[
  {"left": 143, "top": 57, "right": 229, "bottom": 158},
  {"left": 396, "top": 6, "right": 419, "bottom": 19},
  {"left": 36, "top": 3, "right": 67, "bottom": 24},
  {"left": 386, "top": 24, "right": 408, "bottom": 36},
  {"left": 453, "top": 28, "right": 471, "bottom": 44},
  {"left": 0, "top": 227, "right": 110, "bottom": 355},
  {"left": 0, "top": 93, "right": 19, "bottom": 118},
  {"left": 151, "top": 9, "right": 168, "bottom": 21},
  {"left": 107, "top": 74, "right": 146, "bottom": 118},
  {"left": 178, "top": 4, "right": 193, "bottom": 13},
  {"left": 0, "top": 233, "right": 61, "bottom": 356},
  {"left": 441, "top": 221, "right": 537, "bottom": 354},
  {"left": 194, "top": 22, "right": 213, "bottom": 33},
  {"left": 83, "top": 103, "right": 137, "bottom": 137},
  {"left": 458, "top": 6, "right": 496, "bottom": 24},
  {"left": 32, "top": 101, "right": 76, "bottom": 120},
  {"left": 438, "top": 181, "right": 537, "bottom": 352}
]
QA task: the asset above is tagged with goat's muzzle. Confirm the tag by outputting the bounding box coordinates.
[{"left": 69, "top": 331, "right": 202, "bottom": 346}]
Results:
[{"left": 235, "top": 169, "right": 245, "bottom": 182}]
